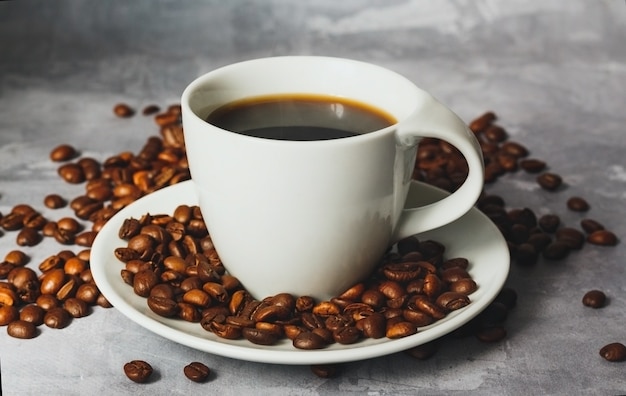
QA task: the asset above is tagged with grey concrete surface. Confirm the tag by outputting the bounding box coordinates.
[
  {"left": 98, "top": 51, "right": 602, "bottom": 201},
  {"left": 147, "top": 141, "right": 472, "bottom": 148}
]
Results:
[{"left": 1, "top": 1, "right": 625, "bottom": 395}]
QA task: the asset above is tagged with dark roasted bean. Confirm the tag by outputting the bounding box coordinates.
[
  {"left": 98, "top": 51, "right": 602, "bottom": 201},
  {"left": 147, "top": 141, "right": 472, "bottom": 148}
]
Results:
[
  {"left": 587, "top": 230, "right": 618, "bottom": 246},
  {"left": 123, "top": 360, "right": 153, "bottom": 383},
  {"left": 183, "top": 361, "right": 211, "bottom": 382},
  {"left": 537, "top": 172, "right": 563, "bottom": 191},
  {"left": 582, "top": 290, "right": 606, "bottom": 308},
  {"left": 599, "top": 343, "right": 626, "bottom": 362}
]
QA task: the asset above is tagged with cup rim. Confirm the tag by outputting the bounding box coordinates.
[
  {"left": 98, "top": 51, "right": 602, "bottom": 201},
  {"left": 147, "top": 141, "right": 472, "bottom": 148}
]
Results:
[{"left": 181, "top": 56, "right": 424, "bottom": 145}]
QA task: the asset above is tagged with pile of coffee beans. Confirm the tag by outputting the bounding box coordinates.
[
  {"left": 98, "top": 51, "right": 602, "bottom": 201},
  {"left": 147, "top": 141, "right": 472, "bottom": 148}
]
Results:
[
  {"left": 115, "top": 208, "right": 479, "bottom": 348},
  {"left": 0, "top": 102, "right": 622, "bottom": 385}
]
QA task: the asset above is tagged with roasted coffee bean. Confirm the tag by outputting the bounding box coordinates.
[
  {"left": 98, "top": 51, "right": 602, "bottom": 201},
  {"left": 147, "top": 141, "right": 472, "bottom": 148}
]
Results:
[
  {"left": 469, "top": 111, "right": 496, "bottom": 133},
  {"left": 43, "top": 307, "right": 71, "bottom": 329},
  {"left": 16, "top": 227, "right": 41, "bottom": 246},
  {"left": 436, "top": 292, "right": 471, "bottom": 311},
  {"left": 142, "top": 104, "right": 161, "bottom": 116},
  {"left": 4, "top": 250, "right": 28, "bottom": 266},
  {"left": 582, "top": 290, "right": 606, "bottom": 308},
  {"left": 405, "top": 341, "right": 439, "bottom": 360},
  {"left": 40, "top": 268, "right": 66, "bottom": 295},
  {"left": 36, "top": 294, "right": 60, "bottom": 311},
  {"left": 310, "top": 364, "right": 341, "bottom": 378},
  {"left": 494, "top": 287, "right": 518, "bottom": 310},
  {"left": 580, "top": 218, "right": 605, "bottom": 234},
  {"left": 114, "top": 103, "right": 135, "bottom": 118},
  {"left": 477, "top": 302, "right": 509, "bottom": 326},
  {"left": 242, "top": 327, "right": 280, "bottom": 345},
  {"left": 147, "top": 295, "right": 179, "bottom": 317},
  {"left": 599, "top": 342, "right": 626, "bottom": 362},
  {"left": 587, "top": 230, "right": 618, "bottom": 246},
  {"left": 519, "top": 158, "right": 546, "bottom": 173},
  {"left": 332, "top": 326, "right": 361, "bottom": 345},
  {"left": 538, "top": 214, "right": 560, "bottom": 233},
  {"left": 183, "top": 361, "right": 211, "bottom": 382},
  {"left": 0, "top": 305, "right": 19, "bottom": 326},
  {"left": 58, "top": 163, "right": 86, "bottom": 184},
  {"left": 293, "top": 331, "right": 327, "bottom": 350},
  {"left": 448, "top": 278, "right": 478, "bottom": 295},
  {"left": 50, "top": 144, "right": 78, "bottom": 162},
  {"left": 63, "top": 297, "right": 90, "bottom": 318},
  {"left": 537, "top": 172, "right": 563, "bottom": 191},
  {"left": 542, "top": 241, "right": 570, "bottom": 260},
  {"left": 476, "top": 326, "right": 507, "bottom": 342},
  {"left": 20, "top": 304, "right": 45, "bottom": 326},
  {"left": 567, "top": 196, "right": 590, "bottom": 212},
  {"left": 123, "top": 360, "right": 153, "bottom": 383},
  {"left": 7, "top": 320, "right": 37, "bottom": 339},
  {"left": 133, "top": 269, "right": 159, "bottom": 297},
  {"left": 1, "top": 212, "right": 25, "bottom": 231},
  {"left": 555, "top": 227, "right": 585, "bottom": 250},
  {"left": 386, "top": 321, "right": 417, "bottom": 339},
  {"left": 43, "top": 194, "right": 67, "bottom": 209}
]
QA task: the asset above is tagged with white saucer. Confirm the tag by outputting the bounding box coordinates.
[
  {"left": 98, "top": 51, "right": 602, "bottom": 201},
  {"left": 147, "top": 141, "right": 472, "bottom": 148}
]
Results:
[{"left": 90, "top": 180, "right": 509, "bottom": 365}]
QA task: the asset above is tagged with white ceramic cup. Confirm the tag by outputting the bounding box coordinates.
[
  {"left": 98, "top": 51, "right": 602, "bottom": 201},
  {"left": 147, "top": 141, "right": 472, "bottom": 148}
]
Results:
[{"left": 181, "top": 56, "right": 484, "bottom": 300}]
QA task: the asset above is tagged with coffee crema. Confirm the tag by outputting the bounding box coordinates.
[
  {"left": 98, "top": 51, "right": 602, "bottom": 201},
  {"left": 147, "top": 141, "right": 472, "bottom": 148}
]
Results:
[{"left": 206, "top": 94, "right": 397, "bottom": 141}]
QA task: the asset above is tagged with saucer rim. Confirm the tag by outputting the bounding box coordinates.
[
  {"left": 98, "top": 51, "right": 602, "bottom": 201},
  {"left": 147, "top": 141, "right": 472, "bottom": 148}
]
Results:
[{"left": 90, "top": 180, "right": 510, "bottom": 365}]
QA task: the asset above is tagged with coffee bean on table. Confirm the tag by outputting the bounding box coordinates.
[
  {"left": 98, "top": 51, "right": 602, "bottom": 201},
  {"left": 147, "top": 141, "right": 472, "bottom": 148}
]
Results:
[
  {"left": 582, "top": 290, "right": 606, "bottom": 308},
  {"left": 310, "top": 364, "right": 342, "bottom": 378},
  {"left": 114, "top": 103, "right": 135, "bottom": 118},
  {"left": 580, "top": 218, "right": 605, "bottom": 234},
  {"left": 519, "top": 158, "right": 546, "bottom": 173},
  {"left": 566, "top": 196, "right": 590, "bottom": 212},
  {"left": 43, "top": 194, "right": 67, "bottom": 209},
  {"left": 542, "top": 241, "right": 570, "bottom": 260},
  {"left": 49, "top": 144, "right": 78, "bottom": 162},
  {"left": 124, "top": 360, "right": 154, "bottom": 383},
  {"left": 43, "top": 307, "right": 71, "bottom": 329},
  {"left": 183, "top": 361, "right": 211, "bottom": 382},
  {"left": 587, "top": 230, "right": 618, "bottom": 246},
  {"left": 536, "top": 172, "right": 563, "bottom": 191},
  {"left": 7, "top": 320, "right": 37, "bottom": 339},
  {"left": 599, "top": 343, "right": 626, "bottom": 362},
  {"left": 475, "top": 326, "right": 507, "bottom": 343}
]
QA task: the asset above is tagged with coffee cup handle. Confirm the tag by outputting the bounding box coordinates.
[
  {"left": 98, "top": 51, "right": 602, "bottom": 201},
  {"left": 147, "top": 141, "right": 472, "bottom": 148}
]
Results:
[{"left": 393, "top": 94, "right": 484, "bottom": 242}]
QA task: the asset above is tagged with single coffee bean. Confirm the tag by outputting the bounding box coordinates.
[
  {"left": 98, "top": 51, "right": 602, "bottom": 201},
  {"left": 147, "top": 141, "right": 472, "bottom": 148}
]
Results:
[
  {"left": 63, "top": 297, "right": 90, "bottom": 318},
  {"left": 537, "top": 172, "right": 563, "bottom": 191},
  {"left": 123, "top": 360, "right": 153, "bottom": 383},
  {"left": 0, "top": 305, "right": 19, "bottom": 326},
  {"left": 555, "top": 227, "right": 585, "bottom": 250},
  {"left": 293, "top": 331, "right": 327, "bottom": 350},
  {"left": 494, "top": 287, "right": 518, "bottom": 310},
  {"left": 114, "top": 103, "right": 135, "bottom": 118},
  {"left": 310, "top": 364, "right": 341, "bottom": 378},
  {"left": 4, "top": 250, "right": 28, "bottom": 266},
  {"left": 20, "top": 304, "right": 45, "bottom": 325},
  {"left": 519, "top": 158, "right": 546, "bottom": 173},
  {"left": 582, "top": 290, "right": 606, "bottom": 308},
  {"left": 58, "top": 163, "right": 86, "bottom": 184},
  {"left": 475, "top": 326, "right": 507, "bottom": 342},
  {"left": 567, "top": 196, "right": 590, "bottom": 212},
  {"left": 142, "top": 104, "right": 161, "bottom": 116},
  {"left": 183, "top": 361, "right": 211, "bottom": 382},
  {"left": 7, "top": 320, "right": 37, "bottom": 339},
  {"left": 599, "top": 342, "right": 626, "bottom": 362},
  {"left": 469, "top": 111, "right": 496, "bottom": 133},
  {"left": 43, "top": 307, "right": 71, "bottom": 329},
  {"left": 49, "top": 144, "right": 78, "bottom": 162},
  {"left": 542, "top": 241, "right": 570, "bottom": 260},
  {"left": 538, "top": 214, "right": 560, "bottom": 233},
  {"left": 580, "top": 218, "right": 605, "bottom": 234},
  {"left": 405, "top": 341, "right": 439, "bottom": 360},
  {"left": 16, "top": 227, "right": 42, "bottom": 246},
  {"left": 43, "top": 194, "right": 67, "bottom": 209},
  {"left": 587, "top": 230, "right": 618, "bottom": 246}
]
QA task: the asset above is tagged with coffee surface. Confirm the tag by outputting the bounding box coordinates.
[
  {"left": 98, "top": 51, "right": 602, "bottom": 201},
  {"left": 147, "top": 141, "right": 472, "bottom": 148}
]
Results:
[{"left": 206, "top": 94, "right": 396, "bottom": 141}]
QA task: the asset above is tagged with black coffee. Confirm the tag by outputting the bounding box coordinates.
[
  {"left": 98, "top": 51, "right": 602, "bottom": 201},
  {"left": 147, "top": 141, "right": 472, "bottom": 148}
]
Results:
[{"left": 206, "top": 94, "right": 396, "bottom": 141}]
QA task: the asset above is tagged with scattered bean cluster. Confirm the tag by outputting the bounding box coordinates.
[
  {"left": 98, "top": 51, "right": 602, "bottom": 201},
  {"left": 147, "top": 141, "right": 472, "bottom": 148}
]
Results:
[{"left": 0, "top": 103, "right": 623, "bottom": 386}]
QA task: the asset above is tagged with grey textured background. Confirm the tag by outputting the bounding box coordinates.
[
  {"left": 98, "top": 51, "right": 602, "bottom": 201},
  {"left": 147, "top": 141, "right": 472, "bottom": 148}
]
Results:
[{"left": 1, "top": 1, "right": 625, "bottom": 395}]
